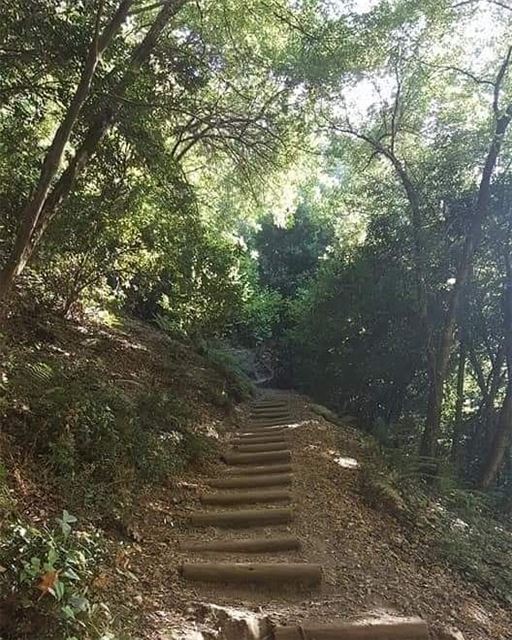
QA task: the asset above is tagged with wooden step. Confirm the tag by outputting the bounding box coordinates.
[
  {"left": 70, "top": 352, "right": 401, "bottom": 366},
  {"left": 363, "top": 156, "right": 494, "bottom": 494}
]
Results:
[
  {"left": 234, "top": 442, "right": 288, "bottom": 453},
  {"left": 236, "top": 429, "right": 288, "bottom": 439},
  {"left": 245, "top": 419, "right": 292, "bottom": 428},
  {"left": 238, "top": 430, "right": 290, "bottom": 438},
  {"left": 251, "top": 400, "right": 287, "bottom": 407},
  {"left": 274, "top": 619, "right": 429, "bottom": 639},
  {"left": 189, "top": 507, "right": 293, "bottom": 528},
  {"left": 225, "top": 463, "right": 293, "bottom": 475},
  {"left": 222, "top": 450, "right": 291, "bottom": 465},
  {"left": 249, "top": 416, "right": 291, "bottom": 424},
  {"left": 209, "top": 473, "right": 292, "bottom": 488},
  {"left": 181, "top": 535, "right": 301, "bottom": 553},
  {"left": 200, "top": 488, "right": 291, "bottom": 506},
  {"left": 180, "top": 562, "right": 322, "bottom": 588},
  {"left": 250, "top": 409, "right": 290, "bottom": 417},
  {"left": 240, "top": 424, "right": 290, "bottom": 434},
  {"left": 231, "top": 435, "right": 288, "bottom": 445}
]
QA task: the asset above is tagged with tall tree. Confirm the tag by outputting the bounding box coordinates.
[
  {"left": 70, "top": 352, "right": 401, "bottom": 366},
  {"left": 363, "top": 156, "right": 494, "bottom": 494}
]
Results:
[{"left": 0, "top": 0, "right": 187, "bottom": 306}]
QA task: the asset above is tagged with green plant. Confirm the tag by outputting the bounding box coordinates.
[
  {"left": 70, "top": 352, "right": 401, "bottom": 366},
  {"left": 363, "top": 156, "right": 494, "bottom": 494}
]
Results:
[
  {"left": 200, "top": 343, "right": 254, "bottom": 402},
  {"left": 436, "top": 503, "right": 512, "bottom": 604},
  {"left": 0, "top": 511, "right": 107, "bottom": 636}
]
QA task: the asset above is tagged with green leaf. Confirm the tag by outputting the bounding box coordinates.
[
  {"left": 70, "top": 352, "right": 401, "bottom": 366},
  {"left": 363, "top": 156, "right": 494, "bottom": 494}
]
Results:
[
  {"left": 61, "top": 605, "right": 76, "bottom": 620},
  {"left": 69, "top": 595, "right": 89, "bottom": 612},
  {"left": 62, "top": 510, "right": 77, "bottom": 524},
  {"left": 47, "top": 548, "right": 58, "bottom": 567},
  {"left": 62, "top": 567, "right": 80, "bottom": 581},
  {"left": 52, "top": 579, "right": 65, "bottom": 601}
]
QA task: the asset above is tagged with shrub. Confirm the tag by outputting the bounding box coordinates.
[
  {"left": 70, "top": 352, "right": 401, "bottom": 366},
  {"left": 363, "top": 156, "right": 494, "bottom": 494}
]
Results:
[
  {"left": 200, "top": 343, "right": 254, "bottom": 402},
  {"left": 0, "top": 511, "right": 107, "bottom": 638},
  {"left": 2, "top": 353, "right": 211, "bottom": 515}
]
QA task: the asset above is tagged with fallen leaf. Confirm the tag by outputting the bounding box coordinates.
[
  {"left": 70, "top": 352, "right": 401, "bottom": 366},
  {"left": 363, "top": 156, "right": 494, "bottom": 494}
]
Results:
[
  {"left": 37, "top": 570, "right": 59, "bottom": 598},
  {"left": 92, "top": 572, "right": 112, "bottom": 590}
]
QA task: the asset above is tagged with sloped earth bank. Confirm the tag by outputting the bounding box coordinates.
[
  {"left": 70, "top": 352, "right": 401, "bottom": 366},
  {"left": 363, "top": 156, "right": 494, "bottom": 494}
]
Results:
[{"left": 115, "top": 392, "right": 512, "bottom": 640}]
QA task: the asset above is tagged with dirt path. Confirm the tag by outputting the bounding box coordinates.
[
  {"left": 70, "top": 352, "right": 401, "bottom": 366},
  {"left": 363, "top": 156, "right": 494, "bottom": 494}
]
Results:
[{"left": 114, "top": 391, "right": 512, "bottom": 639}]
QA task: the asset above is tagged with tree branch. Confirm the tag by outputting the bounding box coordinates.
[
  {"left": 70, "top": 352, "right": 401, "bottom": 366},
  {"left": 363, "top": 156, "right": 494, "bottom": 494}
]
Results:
[
  {"left": 493, "top": 46, "right": 512, "bottom": 114},
  {"left": 454, "top": 0, "right": 512, "bottom": 11}
]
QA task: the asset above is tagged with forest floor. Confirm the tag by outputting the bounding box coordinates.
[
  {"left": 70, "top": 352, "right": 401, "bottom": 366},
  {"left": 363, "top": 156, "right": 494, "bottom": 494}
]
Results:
[
  {"left": 2, "top": 310, "right": 512, "bottom": 639},
  {"left": 112, "top": 392, "right": 512, "bottom": 640}
]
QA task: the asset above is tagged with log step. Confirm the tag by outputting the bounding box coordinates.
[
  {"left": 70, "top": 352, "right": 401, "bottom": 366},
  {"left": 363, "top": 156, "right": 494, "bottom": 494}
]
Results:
[
  {"left": 249, "top": 417, "right": 291, "bottom": 425},
  {"left": 235, "top": 429, "right": 288, "bottom": 440},
  {"left": 231, "top": 435, "right": 287, "bottom": 445},
  {"left": 181, "top": 535, "right": 301, "bottom": 553},
  {"left": 200, "top": 488, "right": 291, "bottom": 506},
  {"left": 234, "top": 442, "right": 288, "bottom": 453},
  {"left": 240, "top": 424, "right": 291, "bottom": 434},
  {"left": 209, "top": 473, "right": 292, "bottom": 488},
  {"left": 250, "top": 409, "right": 290, "bottom": 417},
  {"left": 180, "top": 563, "right": 322, "bottom": 588},
  {"left": 273, "top": 619, "right": 429, "bottom": 639},
  {"left": 223, "top": 450, "right": 291, "bottom": 465},
  {"left": 244, "top": 420, "right": 292, "bottom": 429},
  {"left": 189, "top": 507, "right": 293, "bottom": 528},
  {"left": 225, "top": 463, "right": 293, "bottom": 475},
  {"left": 251, "top": 400, "right": 287, "bottom": 407},
  {"left": 251, "top": 404, "right": 289, "bottom": 410}
]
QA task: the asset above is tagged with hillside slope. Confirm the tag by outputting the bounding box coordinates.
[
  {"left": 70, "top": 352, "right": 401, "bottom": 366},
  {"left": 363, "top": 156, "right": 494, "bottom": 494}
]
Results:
[{"left": 0, "top": 310, "right": 250, "bottom": 638}]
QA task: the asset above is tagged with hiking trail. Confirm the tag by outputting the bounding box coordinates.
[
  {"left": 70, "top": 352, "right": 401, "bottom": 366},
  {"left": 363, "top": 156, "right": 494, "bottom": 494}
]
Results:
[{"left": 127, "top": 391, "right": 512, "bottom": 640}]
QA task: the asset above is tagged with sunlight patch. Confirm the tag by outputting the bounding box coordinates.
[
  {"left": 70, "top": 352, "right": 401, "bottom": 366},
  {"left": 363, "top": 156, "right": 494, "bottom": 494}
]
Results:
[
  {"left": 334, "top": 455, "right": 359, "bottom": 469},
  {"left": 327, "top": 449, "right": 359, "bottom": 468}
]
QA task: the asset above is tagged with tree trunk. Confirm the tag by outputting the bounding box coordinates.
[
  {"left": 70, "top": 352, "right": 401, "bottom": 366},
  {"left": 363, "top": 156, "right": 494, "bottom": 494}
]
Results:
[
  {"left": 451, "top": 339, "right": 466, "bottom": 462},
  {"left": 0, "top": 0, "right": 186, "bottom": 308},
  {"left": 0, "top": 0, "right": 134, "bottom": 304},
  {"left": 479, "top": 384, "right": 512, "bottom": 488},
  {"left": 479, "top": 242, "right": 512, "bottom": 487},
  {"left": 420, "top": 103, "right": 512, "bottom": 458},
  {"left": 420, "top": 367, "right": 443, "bottom": 458}
]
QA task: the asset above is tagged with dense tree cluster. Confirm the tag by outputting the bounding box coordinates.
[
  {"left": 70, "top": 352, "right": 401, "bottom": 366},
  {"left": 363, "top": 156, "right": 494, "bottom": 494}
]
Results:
[{"left": 249, "top": 1, "right": 512, "bottom": 491}]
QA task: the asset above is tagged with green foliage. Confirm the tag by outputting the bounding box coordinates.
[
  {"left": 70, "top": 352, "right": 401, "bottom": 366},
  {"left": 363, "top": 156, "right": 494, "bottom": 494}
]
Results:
[
  {"left": 234, "top": 286, "right": 285, "bottom": 346},
  {"left": 357, "top": 435, "right": 512, "bottom": 603},
  {"left": 254, "top": 206, "right": 333, "bottom": 298},
  {"left": 0, "top": 511, "right": 107, "bottom": 636},
  {"left": 435, "top": 489, "right": 512, "bottom": 604},
  {"left": 2, "top": 352, "right": 208, "bottom": 514},
  {"left": 358, "top": 442, "right": 416, "bottom": 519},
  {"left": 200, "top": 343, "right": 255, "bottom": 402}
]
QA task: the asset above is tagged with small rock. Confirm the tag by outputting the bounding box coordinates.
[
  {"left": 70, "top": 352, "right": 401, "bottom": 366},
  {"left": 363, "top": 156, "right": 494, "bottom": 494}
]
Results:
[{"left": 134, "top": 595, "right": 143, "bottom": 605}]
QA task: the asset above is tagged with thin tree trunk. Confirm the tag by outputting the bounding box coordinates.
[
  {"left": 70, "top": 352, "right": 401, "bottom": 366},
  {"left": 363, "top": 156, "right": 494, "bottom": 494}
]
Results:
[
  {"left": 480, "top": 384, "right": 512, "bottom": 488},
  {"left": 482, "top": 343, "right": 506, "bottom": 422},
  {"left": 468, "top": 344, "right": 490, "bottom": 403},
  {"left": 451, "top": 339, "right": 466, "bottom": 462},
  {"left": 479, "top": 244, "right": 512, "bottom": 487},
  {"left": 0, "top": 0, "right": 134, "bottom": 304}
]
